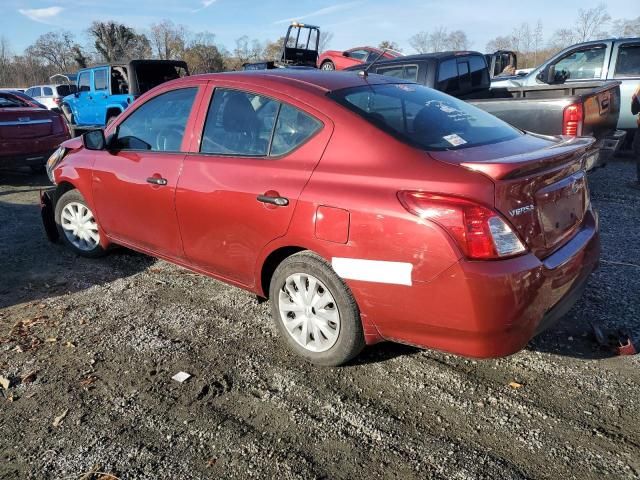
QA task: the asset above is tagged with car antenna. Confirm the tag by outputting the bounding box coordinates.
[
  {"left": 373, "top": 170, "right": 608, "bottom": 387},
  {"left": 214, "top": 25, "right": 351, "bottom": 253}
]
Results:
[{"left": 358, "top": 49, "right": 388, "bottom": 78}]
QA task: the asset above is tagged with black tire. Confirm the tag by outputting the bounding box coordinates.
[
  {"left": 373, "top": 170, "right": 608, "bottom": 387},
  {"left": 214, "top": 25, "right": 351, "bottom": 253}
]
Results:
[
  {"left": 54, "top": 189, "right": 106, "bottom": 258},
  {"left": 320, "top": 60, "right": 335, "bottom": 71},
  {"left": 269, "top": 251, "right": 365, "bottom": 366}
]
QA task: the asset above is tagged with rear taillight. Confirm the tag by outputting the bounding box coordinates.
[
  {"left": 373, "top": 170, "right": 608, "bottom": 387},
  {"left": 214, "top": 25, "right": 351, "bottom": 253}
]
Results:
[
  {"left": 398, "top": 191, "right": 527, "bottom": 260},
  {"left": 52, "top": 114, "right": 69, "bottom": 135},
  {"left": 562, "top": 103, "right": 583, "bottom": 136}
]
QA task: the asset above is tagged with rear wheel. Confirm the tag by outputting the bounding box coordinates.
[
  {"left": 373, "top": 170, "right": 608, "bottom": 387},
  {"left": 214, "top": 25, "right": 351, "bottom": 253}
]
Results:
[
  {"left": 269, "top": 251, "right": 364, "bottom": 366},
  {"left": 55, "top": 190, "right": 106, "bottom": 258},
  {"left": 320, "top": 60, "right": 335, "bottom": 71}
]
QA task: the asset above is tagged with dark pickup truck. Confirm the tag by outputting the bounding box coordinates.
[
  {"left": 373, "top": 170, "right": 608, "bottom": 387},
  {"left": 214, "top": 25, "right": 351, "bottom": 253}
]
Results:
[{"left": 346, "top": 51, "right": 624, "bottom": 169}]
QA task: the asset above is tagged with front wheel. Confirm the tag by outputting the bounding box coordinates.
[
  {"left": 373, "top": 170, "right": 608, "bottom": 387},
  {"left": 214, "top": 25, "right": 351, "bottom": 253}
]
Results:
[
  {"left": 54, "top": 190, "right": 106, "bottom": 258},
  {"left": 320, "top": 60, "right": 335, "bottom": 71},
  {"left": 269, "top": 251, "right": 364, "bottom": 366}
]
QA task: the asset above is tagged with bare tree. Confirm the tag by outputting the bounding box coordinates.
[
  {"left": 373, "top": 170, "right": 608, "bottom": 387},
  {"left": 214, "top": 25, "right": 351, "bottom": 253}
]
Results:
[
  {"left": 0, "top": 36, "right": 13, "bottom": 86},
  {"left": 549, "top": 28, "right": 576, "bottom": 49},
  {"left": 25, "top": 31, "right": 84, "bottom": 72},
  {"left": 409, "top": 31, "right": 429, "bottom": 53},
  {"left": 150, "top": 20, "right": 187, "bottom": 60},
  {"left": 89, "top": 21, "right": 138, "bottom": 62},
  {"left": 611, "top": 17, "right": 640, "bottom": 37},
  {"left": 533, "top": 21, "right": 544, "bottom": 65},
  {"left": 319, "top": 31, "right": 333, "bottom": 52},
  {"left": 378, "top": 40, "right": 401, "bottom": 52},
  {"left": 447, "top": 30, "right": 470, "bottom": 50},
  {"left": 574, "top": 3, "right": 611, "bottom": 42},
  {"left": 428, "top": 26, "right": 449, "bottom": 52},
  {"left": 486, "top": 35, "right": 514, "bottom": 52},
  {"left": 263, "top": 37, "right": 285, "bottom": 62}
]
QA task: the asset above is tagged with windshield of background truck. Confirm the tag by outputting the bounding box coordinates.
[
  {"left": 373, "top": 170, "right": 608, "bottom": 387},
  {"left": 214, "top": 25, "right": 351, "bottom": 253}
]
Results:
[{"left": 329, "top": 83, "right": 521, "bottom": 151}]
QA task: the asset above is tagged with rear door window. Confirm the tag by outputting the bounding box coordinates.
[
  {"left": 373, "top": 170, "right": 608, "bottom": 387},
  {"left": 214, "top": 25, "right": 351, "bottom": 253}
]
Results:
[
  {"left": 270, "top": 104, "right": 322, "bottom": 156},
  {"left": 115, "top": 87, "right": 197, "bottom": 152},
  {"left": 201, "top": 88, "right": 322, "bottom": 157},
  {"left": 437, "top": 59, "right": 459, "bottom": 94},
  {"left": 94, "top": 69, "right": 108, "bottom": 91},
  {"left": 553, "top": 46, "right": 606, "bottom": 80},
  {"left": 469, "top": 55, "right": 489, "bottom": 87},
  {"left": 42, "top": 87, "right": 53, "bottom": 96},
  {"left": 613, "top": 44, "right": 640, "bottom": 78},
  {"left": 30, "top": 87, "right": 42, "bottom": 97},
  {"left": 376, "top": 64, "right": 419, "bottom": 82}
]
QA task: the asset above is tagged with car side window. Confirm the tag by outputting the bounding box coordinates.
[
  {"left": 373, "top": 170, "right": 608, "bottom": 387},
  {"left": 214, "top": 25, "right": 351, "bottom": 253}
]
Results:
[
  {"left": 201, "top": 89, "right": 321, "bottom": 157},
  {"left": 115, "top": 87, "right": 197, "bottom": 152},
  {"left": 201, "top": 89, "right": 278, "bottom": 156},
  {"left": 437, "top": 59, "right": 460, "bottom": 94},
  {"left": 349, "top": 49, "right": 369, "bottom": 61},
  {"left": 94, "top": 69, "right": 108, "bottom": 91},
  {"left": 614, "top": 44, "right": 640, "bottom": 78},
  {"left": 270, "top": 104, "right": 322, "bottom": 156},
  {"left": 469, "top": 55, "right": 489, "bottom": 88},
  {"left": 78, "top": 72, "right": 91, "bottom": 93},
  {"left": 43, "top": 87, "right": 53, "bottom": 96},
  {"left": 553, "top": 46, "right": 606, "bottom": 80},
  {"left": 376, "top": 65, "right": 419, "bottom": 82}
]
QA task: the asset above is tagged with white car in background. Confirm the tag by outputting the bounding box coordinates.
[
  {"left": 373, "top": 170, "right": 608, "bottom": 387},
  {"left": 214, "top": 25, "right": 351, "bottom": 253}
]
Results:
[{"left": 24, "top": 84, "right": 76, "bottom": 110}]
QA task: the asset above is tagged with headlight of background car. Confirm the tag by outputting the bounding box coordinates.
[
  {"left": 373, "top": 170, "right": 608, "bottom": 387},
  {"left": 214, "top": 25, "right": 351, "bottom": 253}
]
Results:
[{"left": 46, "top": 146, "right": 67, "bottom": 184}]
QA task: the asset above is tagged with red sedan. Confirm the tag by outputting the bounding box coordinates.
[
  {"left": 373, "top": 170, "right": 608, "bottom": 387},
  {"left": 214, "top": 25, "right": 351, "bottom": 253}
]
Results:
[
  {"left": 317, "top": 47, "right": 401, "bottom": 70},
  {"left": 0, "top": 91, "right": 70, "bottom": 172},
  {"left": 42, "top": 70, "right": 600, "bottom": 366}
]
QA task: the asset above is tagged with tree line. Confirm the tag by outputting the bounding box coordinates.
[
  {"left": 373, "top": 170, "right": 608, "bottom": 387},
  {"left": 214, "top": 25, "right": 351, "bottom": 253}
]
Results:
[{"left": 0, "top": 3, "right": 638, "bottom": 88}]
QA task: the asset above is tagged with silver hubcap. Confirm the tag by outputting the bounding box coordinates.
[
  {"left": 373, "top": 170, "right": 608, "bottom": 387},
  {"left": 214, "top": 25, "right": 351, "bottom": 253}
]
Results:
[
  {"left": 278, "top": 273, "right": 340, "bottom": 353},
  {"left": 321, "top": 62, "right": 334, "bottom": 70},
  {"left": 60, "top": 202, "right": 100, "bottom": 251}
]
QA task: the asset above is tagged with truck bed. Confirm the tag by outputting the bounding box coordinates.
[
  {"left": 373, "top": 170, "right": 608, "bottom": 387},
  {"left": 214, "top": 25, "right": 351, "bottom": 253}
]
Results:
[{"left": 464, "top": 81, "right": 621, "bottom": 139}]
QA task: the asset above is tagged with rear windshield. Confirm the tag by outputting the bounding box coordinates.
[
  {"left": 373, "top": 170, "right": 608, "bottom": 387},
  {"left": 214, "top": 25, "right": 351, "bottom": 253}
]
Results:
[
  {"left": 56, "top": 84, "right": 76, "bottom": 96},
  {"left": 328, "top": 83, "right": 521, "bottom": 151},
  {"left": 0, "top": 93, "right": 29, "bottom": 108}
]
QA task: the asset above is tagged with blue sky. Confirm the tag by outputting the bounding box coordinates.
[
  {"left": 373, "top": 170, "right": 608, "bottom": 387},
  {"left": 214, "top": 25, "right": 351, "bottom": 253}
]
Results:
[{"left": 0, "top": 0, "right": 636, "bottom": 55}]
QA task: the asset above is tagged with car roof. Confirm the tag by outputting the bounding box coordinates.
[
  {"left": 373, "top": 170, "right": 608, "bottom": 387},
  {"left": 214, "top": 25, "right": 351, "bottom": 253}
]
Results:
[{"left": 186, "top": 69, "right": 413, "bottom": 94}]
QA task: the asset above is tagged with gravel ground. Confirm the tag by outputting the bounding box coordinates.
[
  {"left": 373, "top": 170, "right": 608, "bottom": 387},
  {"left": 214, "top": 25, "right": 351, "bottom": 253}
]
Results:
[{"left": 0, "top": 161, "right": 639, "bottom": 480}]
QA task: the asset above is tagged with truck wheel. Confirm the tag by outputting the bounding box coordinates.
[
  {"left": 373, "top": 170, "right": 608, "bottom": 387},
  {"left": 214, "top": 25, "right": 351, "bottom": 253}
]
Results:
[
  {"left": 320, "top": 60, "right": 335, "bottom": 71},
  {"left": 54, "top": 190, "right": 106, "bottom": 258},
  {"left": 269, "top": 251, "right": 365, "bottom": 366}
]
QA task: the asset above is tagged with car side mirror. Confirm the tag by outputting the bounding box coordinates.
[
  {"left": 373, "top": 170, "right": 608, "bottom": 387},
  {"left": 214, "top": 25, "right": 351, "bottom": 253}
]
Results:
[
  {"left": 82, "top": 129, "right": 106, "bottom": 151},
  {"left": 537, "top": 65, "right": 556, "bottom": 84},
  {"left": 343, "top": 51, "right": 350, "bottom": 57}
]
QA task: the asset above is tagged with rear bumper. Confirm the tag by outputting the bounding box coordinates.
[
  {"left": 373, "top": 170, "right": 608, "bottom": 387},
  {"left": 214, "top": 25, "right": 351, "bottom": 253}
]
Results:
[
  {"left": 0, "top": 133, "right": 69, "bottom": 168},
  {"left": 360, "top": 210, "right": 600, "bottom": 358},
  {"left": 588, "top": 130, "right": 627, "bottom": 170}
]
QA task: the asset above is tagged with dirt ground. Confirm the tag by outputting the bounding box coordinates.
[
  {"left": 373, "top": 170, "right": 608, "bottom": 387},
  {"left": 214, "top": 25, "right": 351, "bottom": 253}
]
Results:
[{"left": 0, "top": 161, "right": 639, "bottom": 480}]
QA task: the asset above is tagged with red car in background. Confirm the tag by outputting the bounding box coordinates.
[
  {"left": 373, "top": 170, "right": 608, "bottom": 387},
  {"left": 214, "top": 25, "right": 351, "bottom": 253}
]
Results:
[
  {"left": 317, "top": 47, "right": 401, "bottom": 70},
  {"left": 0, "top": 91, "right": 70, "bottom": 172},
  {"left": 42, "top": 70, "right": 599, "bottom": 366}
]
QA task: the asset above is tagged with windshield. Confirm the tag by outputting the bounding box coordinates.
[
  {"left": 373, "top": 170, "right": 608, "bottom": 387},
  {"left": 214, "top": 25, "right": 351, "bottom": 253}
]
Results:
[
  {"left": 0, "top": 93, "right": 29, "bottom": 108},
  {"left": 328, "top": 83, "right": 521, "bottom": 151}
]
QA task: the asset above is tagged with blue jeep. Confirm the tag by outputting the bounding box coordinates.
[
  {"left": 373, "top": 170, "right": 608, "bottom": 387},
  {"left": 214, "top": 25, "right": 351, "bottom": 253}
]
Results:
[{"left": 62, "top": 60, "right": 189, "bottom": 134}]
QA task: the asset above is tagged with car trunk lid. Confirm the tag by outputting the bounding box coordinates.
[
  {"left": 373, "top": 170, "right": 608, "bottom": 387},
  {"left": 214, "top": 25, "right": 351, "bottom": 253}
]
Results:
[
  {"left": 0, "top": 107, "right": 55, "bottom": 139},
  {"left": 429, "top": 134, "right": 595, "bottom": 258}
]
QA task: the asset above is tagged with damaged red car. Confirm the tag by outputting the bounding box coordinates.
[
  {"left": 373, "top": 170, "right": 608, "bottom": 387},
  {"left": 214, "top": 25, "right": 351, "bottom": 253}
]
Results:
[
  {"left": 317, "top": 46, "right": 401, "bottom": 70},
  {"left": 41, "top": 70, "right": 600, "bottom": 366}
]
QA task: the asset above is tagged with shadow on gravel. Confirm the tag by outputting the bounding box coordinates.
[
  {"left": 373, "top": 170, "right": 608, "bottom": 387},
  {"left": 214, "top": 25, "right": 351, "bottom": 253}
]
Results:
[
  {"left": 350, "top": 342, "right": 422, "bottom": 366},
  {"left": 0, "top": 169, "right": 155, "bottom": 309}
]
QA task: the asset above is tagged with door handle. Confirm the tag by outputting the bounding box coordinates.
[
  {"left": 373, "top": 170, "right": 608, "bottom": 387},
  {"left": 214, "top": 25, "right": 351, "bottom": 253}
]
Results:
[
  {"left": 257, "top": 194, "right": 289, "bottom": 206},
  {"left": 146, "top": 177, "right": 167, "bottom": 186}
]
